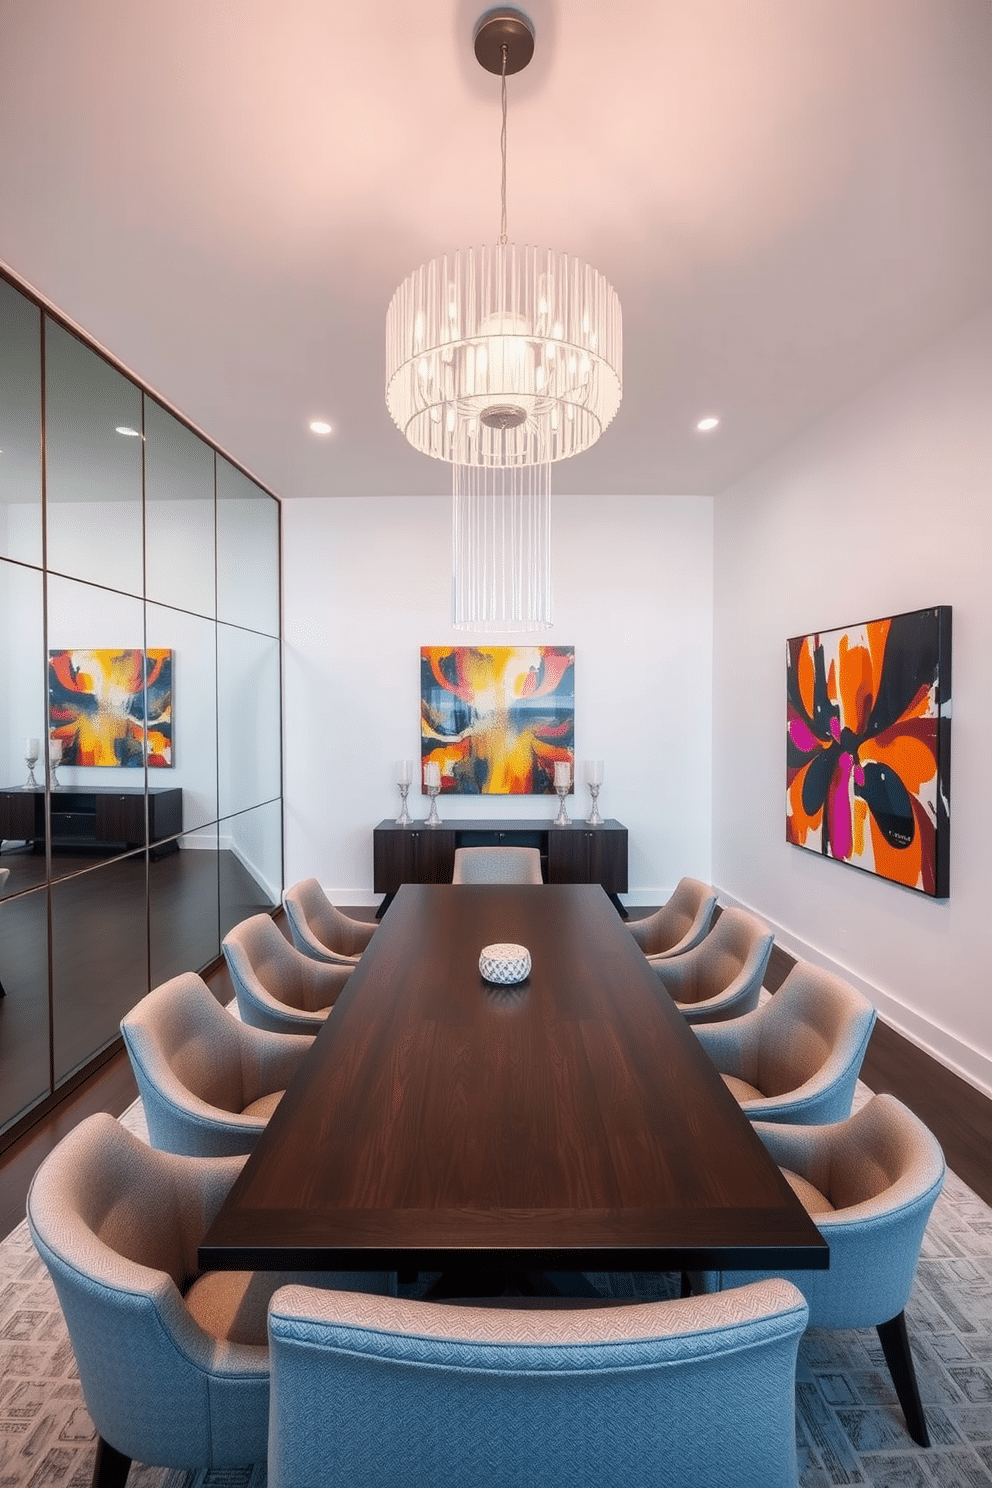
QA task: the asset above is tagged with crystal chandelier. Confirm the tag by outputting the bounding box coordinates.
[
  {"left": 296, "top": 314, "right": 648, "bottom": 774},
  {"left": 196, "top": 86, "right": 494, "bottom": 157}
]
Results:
[{"left": 385, "top": 8, "right": 622, "bottom": 631}]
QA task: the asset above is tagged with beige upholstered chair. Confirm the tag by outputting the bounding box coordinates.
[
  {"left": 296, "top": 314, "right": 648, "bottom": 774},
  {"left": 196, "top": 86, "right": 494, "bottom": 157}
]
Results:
[
  {"left": 693, "top": 959, "right": 876, "bottom": 1124},
  {"left": 282, "top": 878, "right": 376, "bottom": 964},
  {"left": 627, "top": 877, "right": 717, "bottom": 958},
  {"left": 223, "top": 913, "right": 353, "bottom": 1034},
  {"left": 692, "top": 1095, "right": 945, "bottom": 1445},
  {"left": 649, "top": 906, "right": 774, "bottom": 1024},
  {"left": 27, "top": 1113, "right": 394, "bottom": 1488},
  {"left": 121, "top": 971, "right": 313, "bottom": 1156},
  {"left": 267, "top": 1278, "right": 808, "bottom": 1488},
  {"left": 451, "top": 845, "right": 544, "bottom": 884}
]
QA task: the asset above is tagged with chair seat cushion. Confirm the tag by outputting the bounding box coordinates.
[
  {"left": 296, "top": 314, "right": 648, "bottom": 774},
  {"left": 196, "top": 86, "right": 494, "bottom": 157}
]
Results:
[
  {"left": 242, "top": 1089, "right": 284, "bottom": 1119},
  {"left": 720, "top": 1072, "right": 764, "bottom": 1104},
  {"left": 780, "top": 1167, "right": 835, "bottom": 1215},
  {"left": 185, "top": 1268, "right": 326, "bottom": 1345}
]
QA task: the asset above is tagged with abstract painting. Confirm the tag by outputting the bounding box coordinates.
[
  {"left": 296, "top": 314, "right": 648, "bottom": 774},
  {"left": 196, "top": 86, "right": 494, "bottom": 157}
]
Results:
[
  {"left": 786, "top": 607, "right": 950, "bottom": 897},
  {"left": 422, "top": 645, "right": 574, "bottom": 794},
  {"left": 49, "top": 649, "right": 173, "bottom": 767}
]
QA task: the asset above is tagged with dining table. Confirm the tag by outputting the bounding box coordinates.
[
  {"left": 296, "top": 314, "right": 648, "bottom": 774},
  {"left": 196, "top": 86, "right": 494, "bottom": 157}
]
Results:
[{"left": 199, "top": 883, "right": 828, "bottom": 1284}]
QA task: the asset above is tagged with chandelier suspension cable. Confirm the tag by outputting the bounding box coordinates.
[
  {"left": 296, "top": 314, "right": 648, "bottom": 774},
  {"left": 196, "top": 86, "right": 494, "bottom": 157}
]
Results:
[{"left": 499, "top": 44, "right": 508, "bottom": 245}]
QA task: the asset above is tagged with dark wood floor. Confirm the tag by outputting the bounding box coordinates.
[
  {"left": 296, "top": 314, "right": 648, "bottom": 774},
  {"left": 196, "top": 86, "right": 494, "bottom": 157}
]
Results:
[{"left": 2, "top": 903, "right": 990, "bottom": 1240}]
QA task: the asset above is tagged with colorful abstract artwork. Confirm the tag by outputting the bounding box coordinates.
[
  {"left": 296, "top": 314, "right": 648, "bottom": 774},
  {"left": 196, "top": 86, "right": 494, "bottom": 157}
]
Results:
[
  {"left": 48, "top": 649, "right": 173, "bottom": 768},
  {"left": 786, "top": 607, "right": 950, "bottom": 897},
  {"left": 422, "top": 645, "right": 574, "bottom": 794}
]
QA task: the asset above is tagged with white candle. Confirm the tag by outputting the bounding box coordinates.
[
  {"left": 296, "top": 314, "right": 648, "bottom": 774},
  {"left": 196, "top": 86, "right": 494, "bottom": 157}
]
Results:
[
  {"left": 424, "top": 761, "right": 440, "bottom": 790},
  {"left": 396, "top": 759, "right": 412, "bottom": 785},
  {"left": 25, "top": 737, "right": 39, "bottom": 758},
  {"left": 554, "top": 761, "right": 571, "bottom": 788},
  {"left": 49, "top": 738, "right": 63, "bottom": 763},
  {"left": 585, "top": 759, "right": 603, "bottom": 786}
]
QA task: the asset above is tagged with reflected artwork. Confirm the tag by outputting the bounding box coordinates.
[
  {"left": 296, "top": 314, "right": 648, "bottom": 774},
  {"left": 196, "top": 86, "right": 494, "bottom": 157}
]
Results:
[
  {"left": 49, "top": 649, "right": 173, "bottom": 767},
  {"left": 786, "top": 607, "right": 950, "bottom": 897},
  {"left": 421, "top": 645, "right": 574, "bottom": 794}
]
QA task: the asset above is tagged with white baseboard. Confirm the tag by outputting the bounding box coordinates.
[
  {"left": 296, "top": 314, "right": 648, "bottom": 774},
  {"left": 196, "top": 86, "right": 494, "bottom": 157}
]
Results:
[{"left": 717, "top": 887, "right": 992, "bottom": 1103}]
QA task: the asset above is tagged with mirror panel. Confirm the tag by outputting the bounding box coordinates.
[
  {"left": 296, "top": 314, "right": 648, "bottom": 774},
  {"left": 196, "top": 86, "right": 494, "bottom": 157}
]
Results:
[
  {"left": 216, "top": 459, "right": 280, "bottom": 635},
  {"left": 46, "top": 576, "right": 150, "bottom": 878},
  {"left": 0, "top": 560, "right": 47, "bottom": 895},
  {"left": 219, "top": 799, "right": 282, "bottom": 939},
  {"left": 149, "top": 826, "right": 221, "bottom": 989},
  {"left": 0, "top": 885, "right": 51, "bottom": 1134},
  {"left": 44, "top": 319, "right": 143, "bottom": 595},
  {"left": 0, "top": 277, "right": 43, "bottom": 567},
  {"left": 144, "top": 399, "right": 216, "bottom": 618},
  {"left": 217, "top": 625, "right": 281, "bottom": 818},
  {"left": 51, "top": 853, "right": 149, "bottom": 1086},
  {"left": 146, "top": 602, "right": 217, "bottom": 833}
]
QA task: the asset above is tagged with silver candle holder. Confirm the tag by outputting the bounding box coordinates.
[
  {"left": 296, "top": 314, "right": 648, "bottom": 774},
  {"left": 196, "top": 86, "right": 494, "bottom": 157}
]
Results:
[
  {"left": 585, "top": 759, "right": 604, "bottom": 825},
  {"left": 395, "top": 760, "right": 413, "bottom": 825}
]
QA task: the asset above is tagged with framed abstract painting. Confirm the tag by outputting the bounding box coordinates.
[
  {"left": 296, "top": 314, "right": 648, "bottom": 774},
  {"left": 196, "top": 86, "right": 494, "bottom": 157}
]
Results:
[
  {"left": 421, "top": 645, "right": 574, "bottom": 794},
  {"left": 49, "top": 649, "right": 173, "bottom": 767},
  {"left": 786, "top": 606, "right": 950, "bottom": 897}
]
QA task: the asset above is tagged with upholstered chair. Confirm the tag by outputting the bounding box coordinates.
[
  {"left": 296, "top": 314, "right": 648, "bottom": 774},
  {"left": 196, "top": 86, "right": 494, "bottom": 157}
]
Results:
[
  {"left": 27, "top": 1114, "right": 395, "bottom": 1488},
  {"left": 267, "top": 1278, "right": 808, "bottom": 1488},
  {"left": 649, "top": 906, "right": 774, "bottom": 1024},
  {"left": 451, "top": 845, "right": 544, "bottom": 884},
  {"left": 223, "top": 913, "right": 353, "bottom": 1034},
  {"left": 691, "top": 1094, "right": 945, "bottom": 1446},
  {"left": 121, "top": 971, "right": 313, "bottom": 1157},
  {"left": 282, "top": 878, "right": 376, "bottom": 964},
  {"left": 693, "top": 959, "right": 876, "bottom": 1124},
  {"left": 627, "top": 877, "right": 717, "bottom": 958}
]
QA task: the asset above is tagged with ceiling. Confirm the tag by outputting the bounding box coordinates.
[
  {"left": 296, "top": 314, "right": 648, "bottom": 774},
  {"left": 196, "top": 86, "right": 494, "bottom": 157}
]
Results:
[{"left": 1, "top": 0, "right": 990, "bottom": 502}]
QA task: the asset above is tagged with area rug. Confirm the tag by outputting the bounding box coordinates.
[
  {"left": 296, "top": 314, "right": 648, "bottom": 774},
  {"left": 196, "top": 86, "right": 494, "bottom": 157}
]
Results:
[{"left": 2, "top": 1091, "right": 991, "bottom": 1488}]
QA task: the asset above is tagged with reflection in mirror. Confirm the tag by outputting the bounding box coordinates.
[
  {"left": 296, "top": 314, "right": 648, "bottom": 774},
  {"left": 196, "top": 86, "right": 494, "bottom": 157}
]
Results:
[
  {"left": 0, "top": 886, "right": 51, "bottom": 1134},
  {"left": 45, "top": 319, "right": 143, "bottom": 595},
  {"left": 51, "top": 853, "right": 150, "bottom": 1086},
  {"left": 149, "top": 826, "right": 221, "bottom": 990},
  {"left": 219, "top": 799, "right": 282, "bottom": 940},
  {"left": 217, "top": 625, "right": 281, "bottom": 818},
  {"left": 0, "top": 276, "right": 42, "bottom": 568},
  {"left": 46, "top": 576, "right": 149, "bottom": 878},
  {"left": 216, "top": 459, "right": 280, "bottom": 635},
  {"left": 146, "top": 602, "right": 216, "bottom": 833},
  {"left": 145, "top": 399, "right": 216, "bottom": 617},
  {"left": 0, "top": 560, "right": 46, "bottom": 896}
]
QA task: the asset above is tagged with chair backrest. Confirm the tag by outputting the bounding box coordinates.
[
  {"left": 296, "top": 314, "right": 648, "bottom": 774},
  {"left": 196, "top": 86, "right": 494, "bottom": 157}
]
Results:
[
  {"left": 223, "top": 913, "right": 349, "bottom": 1028},
  {"left": 451, "top": 846, "right": 544, "bottom": 884},
  {"left": 0, "top": 866, "right": 9, "bottom": 892},
  {"left": 629, "top": 876, "right": 717, "bottom": 956},
  {"left": 753, "top": 961, "right": 876, "bottom": 1118},
  {"left": 122, "top": 971, "right": 249, "bottom": 1124},
  {"left": 661, "top": 906, "right": 772, "bottom": 1008},
  {"left": 267, "top": 1279, "right": 807, "bottom": 1488},
  {"left": 27, "top": 1113, "right": 268, "bottom": 1470},
  {"left": 282, "top": 878, "right": 373, "bottom": 960}
]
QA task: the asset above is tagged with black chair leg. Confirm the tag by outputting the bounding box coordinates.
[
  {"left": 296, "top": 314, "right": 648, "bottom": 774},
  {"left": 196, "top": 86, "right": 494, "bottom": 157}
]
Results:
[
  {"left": 92, "top": 1437, "right": 132, "bottom": 1488},
  {"left": 877, "top": 1311, "right": 930, "bottom": 1447}
]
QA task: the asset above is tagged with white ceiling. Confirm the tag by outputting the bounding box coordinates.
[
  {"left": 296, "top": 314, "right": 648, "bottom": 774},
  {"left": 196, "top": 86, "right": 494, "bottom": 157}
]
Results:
[{"left": 1, "top": 0, "right": 990, "bottom": 501}]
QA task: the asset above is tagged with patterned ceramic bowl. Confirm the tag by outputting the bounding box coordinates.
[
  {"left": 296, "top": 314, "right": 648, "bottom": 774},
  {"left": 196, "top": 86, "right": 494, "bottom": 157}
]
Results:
[{"left": 479, "top": 943, "right": 531, "bottom": 985}]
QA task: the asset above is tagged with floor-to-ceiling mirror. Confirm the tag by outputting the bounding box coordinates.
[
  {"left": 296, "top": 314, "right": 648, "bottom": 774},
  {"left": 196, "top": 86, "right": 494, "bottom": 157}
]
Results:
[{"left": 0, "top": 267, "right": 282, "bottom": 1144}]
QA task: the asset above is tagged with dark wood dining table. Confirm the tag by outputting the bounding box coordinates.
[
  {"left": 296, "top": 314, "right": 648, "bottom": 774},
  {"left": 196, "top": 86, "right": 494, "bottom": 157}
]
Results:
[{"left": 199, "top": 883, "right": 828, "bottom": 1280}]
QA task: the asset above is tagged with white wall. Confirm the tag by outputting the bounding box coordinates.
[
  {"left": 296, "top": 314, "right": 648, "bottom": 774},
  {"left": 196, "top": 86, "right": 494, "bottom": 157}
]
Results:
[
  {"left": 712, "top": 304, "right": 992, "bottom": 1094},
  {"left": 282, "top": 492, "right": 714, "bottom": 905}
]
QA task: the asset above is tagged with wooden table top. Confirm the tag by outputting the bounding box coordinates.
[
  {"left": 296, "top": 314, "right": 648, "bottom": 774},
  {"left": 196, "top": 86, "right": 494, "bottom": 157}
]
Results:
[{"left": 199, "top": 884, "right": 828, "bottom": 1274}]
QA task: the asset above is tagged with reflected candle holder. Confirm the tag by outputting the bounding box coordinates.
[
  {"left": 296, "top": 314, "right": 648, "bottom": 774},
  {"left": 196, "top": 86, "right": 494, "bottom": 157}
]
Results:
[
  {"left": 49, "top": 738, "right": 64, "bottom": 790},
  {"left": 23, "top": 737, "right": 39, "bottom": 790}
]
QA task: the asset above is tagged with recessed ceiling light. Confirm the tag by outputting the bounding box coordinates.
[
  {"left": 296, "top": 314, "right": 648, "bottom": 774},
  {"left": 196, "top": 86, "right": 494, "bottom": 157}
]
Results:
[
  {"left": 309, "top": 419, "right": 333, "bottom": 435},
  {"left": 115, "top": 425, "right": 142, "bottom": 437},
  {"left": 696, "top": 415, "right": 720, "bottom": 432}
]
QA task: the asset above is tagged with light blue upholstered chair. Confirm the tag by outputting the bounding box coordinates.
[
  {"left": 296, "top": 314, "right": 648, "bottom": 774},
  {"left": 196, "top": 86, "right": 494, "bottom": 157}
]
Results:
[
  {"left": 451, "top": 845, "right": 544, "bottom": 883},
  {"left": 267, "top": 1278, "right": 808, "bottom": 1488},
  {"left": 627, "top": 877, "right": 717, "bottom": 958},
  {"left": 223, "top": 913, "right": 353, "bottom": 1034},
  {"left": 691, "top": 1094, "right": 945, "bottom": 1446},
  {"left": 121, "top": 971, "right": 313, "bottom": 1157},
  {"left": 282, "top": 878, "right": 376, "bottom": 965},
  {"left": 27, "top": 1113, "right": 395, "bottom": 1488},
  {"left": 693, "top": 959, "right": 876, "bottom": 1123},
  {"left": 649, "top": 905, "right": 774, "bottom": 1024}
]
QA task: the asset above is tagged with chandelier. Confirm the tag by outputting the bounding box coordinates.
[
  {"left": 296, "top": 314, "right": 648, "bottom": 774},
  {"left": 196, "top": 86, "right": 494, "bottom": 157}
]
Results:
[{"left": 385, "top": 8, "right": 622, "bottom": 631}]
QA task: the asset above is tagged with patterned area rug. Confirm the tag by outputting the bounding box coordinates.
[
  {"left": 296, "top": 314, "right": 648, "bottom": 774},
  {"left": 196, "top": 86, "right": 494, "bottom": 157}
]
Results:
[{"left": 2, "top": 1090, "right": 991, "bottom": 1488}]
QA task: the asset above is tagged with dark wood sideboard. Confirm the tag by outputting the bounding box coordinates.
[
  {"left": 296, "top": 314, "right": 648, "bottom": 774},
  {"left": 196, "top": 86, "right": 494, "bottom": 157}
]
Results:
[
  {"left": 0, "top": 786, "right": 183, "bottom": 858},
  {"left": 373, "top": 817, "right": 628, "bottom": 916}
]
